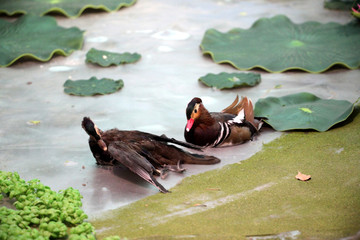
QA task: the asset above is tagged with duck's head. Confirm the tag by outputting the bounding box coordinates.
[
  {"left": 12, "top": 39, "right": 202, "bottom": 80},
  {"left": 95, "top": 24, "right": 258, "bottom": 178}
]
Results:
[
  {"left": 82, "top": 117, "right": 107, "bottom": 151},
  {"left": 185, "top": 97, "right": 203, "bottom": 132}
]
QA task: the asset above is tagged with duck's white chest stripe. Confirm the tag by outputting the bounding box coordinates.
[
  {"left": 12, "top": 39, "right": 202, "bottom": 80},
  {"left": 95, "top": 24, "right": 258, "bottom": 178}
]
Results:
[{"left": 212, "top": 122, "right": 231, "bottom": 147}]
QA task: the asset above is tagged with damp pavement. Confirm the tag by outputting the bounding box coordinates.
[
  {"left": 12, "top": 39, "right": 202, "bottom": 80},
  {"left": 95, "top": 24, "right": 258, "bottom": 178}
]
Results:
[{"left": 0, "top": 0, "right": 359, "bottom": 218}]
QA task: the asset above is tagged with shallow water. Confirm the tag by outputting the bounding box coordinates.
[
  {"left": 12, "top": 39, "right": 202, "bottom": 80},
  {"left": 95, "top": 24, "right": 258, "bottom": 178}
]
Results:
[{"left": 0, "top": 0, "right": 359, "bottom": 218}]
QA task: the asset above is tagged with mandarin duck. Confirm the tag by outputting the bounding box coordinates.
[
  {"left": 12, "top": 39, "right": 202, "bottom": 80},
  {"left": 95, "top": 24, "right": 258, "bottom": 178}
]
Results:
[
  {"left": 82, "top": 117, "right": 220, "bottom": 193},
  {"left": 184, "top": 96, "right": 262, "bottom": 147}
]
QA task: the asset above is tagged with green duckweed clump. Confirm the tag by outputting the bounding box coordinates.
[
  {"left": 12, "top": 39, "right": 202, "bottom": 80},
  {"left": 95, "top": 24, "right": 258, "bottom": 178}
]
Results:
[{"left": 0, "top": 171, "right": 122, "bottom": 240}]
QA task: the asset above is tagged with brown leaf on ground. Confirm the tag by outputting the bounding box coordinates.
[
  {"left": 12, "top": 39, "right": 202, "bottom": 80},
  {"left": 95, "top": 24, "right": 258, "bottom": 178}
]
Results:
[
  {"left": 193, "top": 204, "right": 207, "bottom": 207},
  {"left": 295, "top": 171, "right": 311, "bottom": 181}
]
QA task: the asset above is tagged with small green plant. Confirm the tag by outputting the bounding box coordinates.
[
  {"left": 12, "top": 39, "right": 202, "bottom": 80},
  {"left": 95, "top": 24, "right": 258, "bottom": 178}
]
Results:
[{"left": 0, "top": 171, "right": 123, "bottom": 239}]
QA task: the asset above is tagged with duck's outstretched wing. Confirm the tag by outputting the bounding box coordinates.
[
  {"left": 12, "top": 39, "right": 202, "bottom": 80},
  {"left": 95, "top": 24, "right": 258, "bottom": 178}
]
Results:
[
  {"left": 108, "top": 142, "right": 169, "bottom": 193},
  {"left": 132, "top": 139, "right": 221, "bottom": 166}
]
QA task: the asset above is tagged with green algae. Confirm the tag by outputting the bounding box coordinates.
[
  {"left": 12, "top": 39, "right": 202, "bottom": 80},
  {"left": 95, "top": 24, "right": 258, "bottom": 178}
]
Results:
[{"left": 91, "top": 108, "right": 360, "bottom": 240}]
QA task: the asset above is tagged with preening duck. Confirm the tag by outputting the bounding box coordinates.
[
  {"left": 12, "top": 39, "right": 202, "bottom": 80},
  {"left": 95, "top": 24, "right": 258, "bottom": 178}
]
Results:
[
  {"left": 184, "top": 96, "right": 262, "bottom": 147},
  {"left": 82, "top": 117, "right": 220, "bottom": 193}
]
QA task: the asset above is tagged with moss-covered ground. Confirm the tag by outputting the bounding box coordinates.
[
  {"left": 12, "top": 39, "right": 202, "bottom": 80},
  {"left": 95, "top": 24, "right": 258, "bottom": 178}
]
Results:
[{"left": 91, "top": 109, "right": 360, "bottom": 240}]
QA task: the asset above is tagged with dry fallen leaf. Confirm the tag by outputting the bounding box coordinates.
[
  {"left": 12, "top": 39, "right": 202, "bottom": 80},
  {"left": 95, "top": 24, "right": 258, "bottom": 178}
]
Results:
[
  {"left": 295, "top": 171, "right": 311, "bottom": 181},
  {"left": 27, "top": 120, "right": 40, "bottom": 125},
  {"left": 193, "top": 203, "right": 207, "bottom": 207}
]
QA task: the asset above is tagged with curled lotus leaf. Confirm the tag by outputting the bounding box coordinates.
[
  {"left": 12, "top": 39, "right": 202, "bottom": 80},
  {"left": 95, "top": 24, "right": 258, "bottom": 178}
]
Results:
[
  {"left": 254, "top": 92, "right": 354, "bottom": 132},
  {"left": 200, "top": 15, "right": 360, "bottom": 73},
  {"left": 64, "top": 77, "right": 124, "bottom": 96},
  {"left": 0, "top": 0, "right": 137, "bottom": 18},
  {"left": 86, "top": 48, "right": 141, "bottom": 67},
  {"left": 199, "top": 72, "right": 261, "bottom": 90},
  {"left": 0, "top": 15, "right": 84, "bottom": 67}
]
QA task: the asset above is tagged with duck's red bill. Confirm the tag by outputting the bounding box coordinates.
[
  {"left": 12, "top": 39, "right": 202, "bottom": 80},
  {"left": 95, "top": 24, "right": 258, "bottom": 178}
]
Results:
[{"left": 186, "top": 118, "right": 194, "bottom": 132}]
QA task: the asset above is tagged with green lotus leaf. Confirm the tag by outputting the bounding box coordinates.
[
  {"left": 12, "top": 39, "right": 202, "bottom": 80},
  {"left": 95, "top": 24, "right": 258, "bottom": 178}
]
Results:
[
  {"left": 0, "top": 15, "right": 84, "bottom": 67},
  {"left": 254, "top": 92, "right": 354, "bottom": 132},
  {"left": 200, "top": 15, "right": 360, "bottom": 73},
  {"left": 324, "top": 0, "right": 354, "bottom": 10},
  {"left": 199, "top": 72, "right": 261, "bottom": 90},
  {"left": 64, "top": 77, "right": 124, "bottom": 96},
  {"left": 0, "top": 0, "right": 137, "bottom": 18},
  {"left": 86, "top": 48, "right": 141, "bottom": 67}
]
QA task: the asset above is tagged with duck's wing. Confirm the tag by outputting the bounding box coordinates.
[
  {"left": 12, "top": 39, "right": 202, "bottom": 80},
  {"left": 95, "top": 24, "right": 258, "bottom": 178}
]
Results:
[
  {"left": 221, "top": 96, "right": 262, "bottom": 130},
  {"left": 155, "top": 134, "right": 203, "bottom": 150},
  {"left": 222, "top": 95, "right": 244, "bottom": 115},
  {"left": 108, "top": 142, "right": 169, "bottom": 193},
  {"left": 120, "top": 130, "right": 203, "bottom": 151},
  {"left": 128, "top": 136, "right": 220, "bottom": 166},
  {"left": 150, "top": 143, "right": 221, "bottom": 165}
]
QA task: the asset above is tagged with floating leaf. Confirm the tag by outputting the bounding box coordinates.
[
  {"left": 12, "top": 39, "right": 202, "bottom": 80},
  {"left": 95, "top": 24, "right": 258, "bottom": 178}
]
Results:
[
  {"left": 86, "top": 48, "right": 141, "bottom": 67},
  {"left": 0, "top": 15, "right": 83, "bottom": 67},
  {"left": 27, "top": 120, "right": 41, "bottom": 125},
  {"left": 200, "top": 15, "right": 360, "bottom": 73},
  {"left": 295, "top": 171, "right": 311, "bottom": 181},
  {"left": 0, "top": 0, "right": 137, "bottom": 18},
  {"left": 254, "top": 92, "right": 354, "bottom": 131},
  {"left": 63, "top": 77, "right": 124, "bottom": 96},
  {"left": 199, "top": 72, "right": 261, "bottom": 90},
  {"left": 324, "top": 0, "right": 354, "bottom": 10}
]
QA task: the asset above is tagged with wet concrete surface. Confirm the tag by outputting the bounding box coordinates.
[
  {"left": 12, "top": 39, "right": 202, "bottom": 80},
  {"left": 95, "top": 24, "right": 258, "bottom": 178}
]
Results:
[{"left": 0, "top": 0, "right": 359, "bottom": 217}]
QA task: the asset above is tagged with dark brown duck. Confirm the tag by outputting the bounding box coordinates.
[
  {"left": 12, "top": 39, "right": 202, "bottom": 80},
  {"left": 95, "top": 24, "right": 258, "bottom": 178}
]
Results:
[{"left": 82, "top": 117, "right": 220, "bottom": 193}]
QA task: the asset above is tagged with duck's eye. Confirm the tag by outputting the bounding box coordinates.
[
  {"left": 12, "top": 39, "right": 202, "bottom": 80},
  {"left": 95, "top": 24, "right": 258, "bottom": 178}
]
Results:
[{"left": 194, "top": 109, "right": 198, "bottom": 114}]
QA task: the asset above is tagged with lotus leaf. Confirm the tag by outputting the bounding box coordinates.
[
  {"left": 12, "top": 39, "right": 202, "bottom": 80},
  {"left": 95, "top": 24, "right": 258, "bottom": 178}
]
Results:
[
  {"left": 0, "top": 0, "right": 137, "bottom": 18},
  {"left": 200, "top": 15, "right": 360, "bottom": 73},
  {"left": 324, "top": 0, "right": 354, "bottom": 10},
  {"left": 254, "top": 92, "right": 354, "bottom": 132},
  {"left": 86, "top": 48, "right": 141, "bottom": 67},
  {"left": 0, "top": 15, "right": 83, "bottom": 67},
  {"left": 64, "top": 77, "right": 124, "bottom": 96},
  {"left": 199, "top": 72, "right": 261, "bottom": 90}
]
